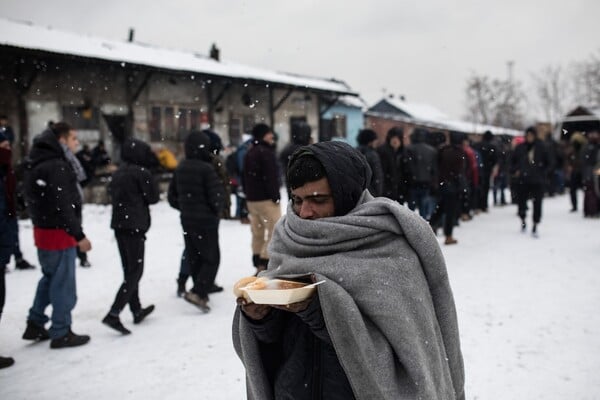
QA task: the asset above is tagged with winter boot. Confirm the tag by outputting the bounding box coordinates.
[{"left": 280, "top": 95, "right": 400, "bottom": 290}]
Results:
[
  {"left": 102, "top": 314, "right": 131, "bottom": 335},
  {"left": 80, "top": 259, "right": 92, "bottom": 268},
  {"left": 176, "top": 278, "right": 186, "bottom": 297},
  {"left": 22, "top": 321, "right": 50, "bottom": 341},
  {"left": 532, "top": 224, "right": 538, "bottom": 238},
  {"left": 133, "top": 305, "right": 155, "bottom": 324},
  {"left": 15, "top": 258, "right": 35, "bottom": 270},
  {"left": 207, "top": 283, "right": 224, "bottom": 294},
  {"left": 183, "top": 292, "right": 210, "bottom": 313},
  {"left": 50, "top": 329, "right": 90, "bottom": 349},
  {"left": 521, "top": 219, "right": 527, "bottom": 232},
  {"left": 444, "top": 236, "right": 458, "bottom": 245},
  {"left": 0, "top": 356, "right": 15, "bottom": 369}
]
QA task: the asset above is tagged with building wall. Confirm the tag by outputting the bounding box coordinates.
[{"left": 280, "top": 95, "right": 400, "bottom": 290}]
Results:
[{"left": 322, "top": 104, "right": 364, "bottom": 145}]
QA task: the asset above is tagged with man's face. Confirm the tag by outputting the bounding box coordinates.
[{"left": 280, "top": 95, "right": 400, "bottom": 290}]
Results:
[
  {"left": 390, "top": 136, "right": 401, "bottom": 150},
  {"left": 60, "top": 130, "right": 80, "bottom": 153},
  {"left": 290, "top": 177, "right": 335, "bottom": 220},
  {"left": 263, "top": 131, "right": 275, "bottom": 145},
  {"left": 526, "top": 132, "right": 535, "bottom": 144}
]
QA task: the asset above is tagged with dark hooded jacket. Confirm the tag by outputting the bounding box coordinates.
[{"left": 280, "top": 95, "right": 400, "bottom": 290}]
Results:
[
  {"left": 242, "top": 141, "right": 365, "bottom": 399},
  {"left": 437, "top": 132, "right": 467, "bottom": 185},
  {"left": 377, "top": 131, "right": 409, "bottom": 202},
  {"left": 510, "top": 138, "right": 550, "bottom": 186},
  {"left": 243, "top": 139, "right": 280, "bottom": 202},
  {"left": 406, "top": 129, "right": 438, "bottom": 187},
  {"left": 279, "top": 122, "right": 312, "bottom": 182},
  {"left": 168, "top": 131, "right": 225, "bottom": 229},
  {"left": 23, "top": 130, "right": 85, "bottom": 241},
  {"left": 110, "top": 138, "right": 160, "bottom": 232}
]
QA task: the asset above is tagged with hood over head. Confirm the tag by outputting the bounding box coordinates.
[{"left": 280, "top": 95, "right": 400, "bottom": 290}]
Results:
[
  {"left": 28, "top": 129, "right": 65, "bottom": 166},
  {"left": 288, "top": 141, "right": 371, "bottom": 216},
  {"left": 121, "top": 138, "right": 157, "bottom": 168},
  {"left": 185, "top": 130, "right": 212, "bottom": 161},
  {"left": 291, "top": 122, "right": 312, "bottom": 146},
  {"left": 450, "top": 131, "right": 464, "bottom": 146}
]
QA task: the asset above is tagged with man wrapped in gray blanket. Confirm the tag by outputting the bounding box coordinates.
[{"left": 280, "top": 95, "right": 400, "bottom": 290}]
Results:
[{"left": 232, "top": 141, "right": 465, "bottom": 400}]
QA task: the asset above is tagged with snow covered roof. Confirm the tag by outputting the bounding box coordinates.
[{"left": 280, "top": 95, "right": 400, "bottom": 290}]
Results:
[
  {"left": 336, "top": 95, "right": 368, "bottom": 110},
  {"left": 0, "top": 18, "right": 356, "bottom": 95},
  {"left": 369, "top": 97, "right": 522, "bottom": 136}
]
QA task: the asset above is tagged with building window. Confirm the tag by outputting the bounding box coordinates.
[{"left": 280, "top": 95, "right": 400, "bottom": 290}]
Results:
[
  {"left": 164, "top": 107, "right": 175, "bottom": 139},
  {"left": 62, "top": 105, "right": 100, "bottom": 130},
  {"left": 149, "top": 107, "right": 161, "bottom": 141},
  {"left": 148, "top": 105, "right": 203, "bottom": 141},
  {"left": 332, "top": 114, "right": 347, "bottom": 138}
]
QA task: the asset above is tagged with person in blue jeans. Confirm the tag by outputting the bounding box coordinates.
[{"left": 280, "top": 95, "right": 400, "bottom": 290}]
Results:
[{"left": 22, "top": 122, "right": 92, "bottom": 349}]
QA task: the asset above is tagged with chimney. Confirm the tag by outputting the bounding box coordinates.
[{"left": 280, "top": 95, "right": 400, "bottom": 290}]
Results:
[
  {"left": 128, "top": 28, "right": 135, "bottom": 42},
  {"left": 210, "top": 43, "right": 220, "bottom": 61}
]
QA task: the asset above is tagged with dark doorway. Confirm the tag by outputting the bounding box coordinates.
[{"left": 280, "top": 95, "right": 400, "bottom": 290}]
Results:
[{"left": 102, "top": 114, "right": 128, "bottom": 143}]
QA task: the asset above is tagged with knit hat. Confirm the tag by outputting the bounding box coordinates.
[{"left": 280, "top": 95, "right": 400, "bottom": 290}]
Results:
[
  {"left": 356, "top": 129, "right": 377, "bottom": 146},
  {"left": 251, "top": 123, "right": 272, "bottom": 140}
]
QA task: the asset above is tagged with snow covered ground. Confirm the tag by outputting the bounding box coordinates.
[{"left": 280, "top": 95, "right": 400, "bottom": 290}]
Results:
[{"left": 1, "top": 193, "right": 598, "bottom": 399}]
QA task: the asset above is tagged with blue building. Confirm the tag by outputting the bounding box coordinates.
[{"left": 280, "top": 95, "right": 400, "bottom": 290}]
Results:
[{"left": 320, "top": 95, "right": 366, "bottom": 145}]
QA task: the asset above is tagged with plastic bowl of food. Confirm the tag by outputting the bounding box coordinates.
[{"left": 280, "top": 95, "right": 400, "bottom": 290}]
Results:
[{"left": 241, "top": 279, "right": 324, "bottom": 305}]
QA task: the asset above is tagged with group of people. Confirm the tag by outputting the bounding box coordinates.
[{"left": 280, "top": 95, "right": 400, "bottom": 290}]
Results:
[{"left": 1, "top": 114, "right": 597, "bottom": 399}]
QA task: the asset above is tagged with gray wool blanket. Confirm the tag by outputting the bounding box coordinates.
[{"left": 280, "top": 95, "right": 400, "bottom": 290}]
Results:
[{"left": 233, "top": 191, "right": 465, "bottom": 400}]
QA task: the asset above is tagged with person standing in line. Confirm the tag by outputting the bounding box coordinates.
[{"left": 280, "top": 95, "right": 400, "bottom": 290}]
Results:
[
  {"left": 429, "top": 132, "right": 467, "bottom": 245},
  {"left": 377, "top": 126, "right": 410, "bottom": 204},
  {"left": 279, "top": 122, "right": 312, "bottom": 199},
  {"left": 566, "top": 132, "right": 586, "bottom": 213},
  {"left": 406, "top": 128, "right": 438, "bottom": 219},
  {"left": 242, "top": 123, "right": 281, "bottom": 274},
  {"left": 168, "top": 130, "right": 225, "bottom": 312},
  {"left": 0, "top": 133, "right": 15, "bottom": 367},
  {"left": 511, "top": 126, "right": 550, "bottom": 237},
  {"left": 473, "top": 130, "right": 498, "bottom": 212},
  {"left": 102, "top": 138, "right": 159, "bottom": 334},
  {"left": 22, "top": 122, "right": 92, "bottom": 348},
  {"left": 461, "top": 137, "right": 479, "bottom": 221},
  {"left": 356, "top": 129, "right": 384, "bottom": 197},
  {"left": 581, "top": 129, "right": 600, "bottom": 217}
]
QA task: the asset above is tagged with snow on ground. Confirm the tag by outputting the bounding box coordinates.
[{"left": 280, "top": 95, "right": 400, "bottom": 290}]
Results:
[{"left": 1, "top": 193, "right": 599, "bottom": 399}]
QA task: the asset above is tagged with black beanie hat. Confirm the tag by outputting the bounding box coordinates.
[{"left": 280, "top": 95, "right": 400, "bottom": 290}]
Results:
[
  {"left": 252, "top": 123, "right": 272, "bottom": 140},
  {"left": 357, "top": 129, "right": 378, "bottom": 146}
]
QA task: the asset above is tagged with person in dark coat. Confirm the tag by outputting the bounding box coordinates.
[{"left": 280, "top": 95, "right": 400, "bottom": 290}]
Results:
[
  {"left": 279, "top": 122, "right": 312, "bottom": 198},
  {"left": 91, "top": 140, "right": 111, "bottom": 168},
  {"left": 102, "top": 138, "right": 160, "bottom": 334},
  {"left": 566, "top": 132, "right": 586, "bottom": 212},
  {"left": 377, "top": 126, "right": 409, "bottom": 204},
  {"left": 356, "top": 128, "right": 384, "bottom": 196},
  {"left": 473, "top": 130, "right": 498, "bottom": 212},
  {"left": 581, "top": 129, "right": 600, "bottom": 217},
  {"left": 429, "top": 131, "right": 467, "bottom": 245},
  {"left": 0, "top": 133, "right": 15, "bottom": 367},
  {"left": 510, "top": 126, "right": 550, "bottom": 236},
  {"left": 406, "top": 128, "right": 438, "bottom": 219},
  {"left": 168, "top": 130, "right": 225, "bottom": 312},
  {"left": 75, "top": 144, "right": 96, "bottom": 186},
  {"left": 22, "top": 122, "right": 92, "bottom": 348},
  {"left": 242, "top": 123, "right": 282, "bottom": 273}
]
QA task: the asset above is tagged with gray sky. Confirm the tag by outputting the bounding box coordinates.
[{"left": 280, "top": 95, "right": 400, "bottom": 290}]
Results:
[{"left": 2, "top": 0, "right": 599, "bottom": 120}]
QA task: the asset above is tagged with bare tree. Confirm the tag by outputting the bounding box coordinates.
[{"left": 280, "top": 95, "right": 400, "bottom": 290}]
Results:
[
  {"left": 465, "top": 74, "right": 495, "bottom": 124},
  {"left": 464, "top": 73, "right": 526, "bottom": 129},
  {"left": 532, "top": 65, "right": 567, "bottom": 124},
  {"left": 572, "top": 50, "right": 600, "bottom": 107}
]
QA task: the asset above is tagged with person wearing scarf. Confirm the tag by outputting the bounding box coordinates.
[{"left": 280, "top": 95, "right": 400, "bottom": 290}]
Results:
[{"left": 233, "top": 141, "right": 465, "bottom": 399}]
